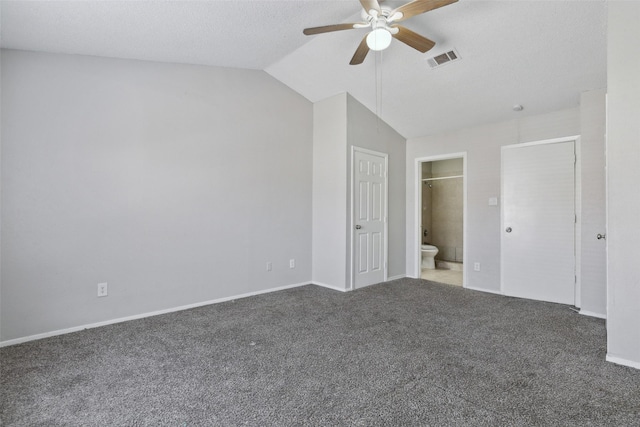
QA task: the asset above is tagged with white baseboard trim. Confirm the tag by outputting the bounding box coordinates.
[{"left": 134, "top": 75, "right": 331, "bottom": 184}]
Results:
[
  {"left": 606, "top": 354, "right": 640, "bottom": 370},
  {"left": 0, "top": 281, "right": 311, "bottom": 348},
  {"left": 312, "top": 282, "right": 349, "bottom": 292},
  {"left": 579, "top": 309, "right": 607, "bottom": 319},
  {"left": 387, "top": 274, "right": 407, "bottom": 281},
  {"left": 464, "top": 285, "right": 503, "bottom": 295}
]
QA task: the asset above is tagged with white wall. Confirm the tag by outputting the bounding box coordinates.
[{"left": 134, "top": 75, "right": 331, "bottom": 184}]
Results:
[
  {"left": 606, "top": 2, "right": 640, "bottom": 368},
  {"left": 312, "top": 94, "right": 348, "bottom": 289},
  {"left": 406, "top": 108, "right": 580, "bottom": 292},
  {"left": 0, "top": 50, "right": 313, "bottom": 342},
  {"left": 579, "top": 89, "right": 607, "bottom": 317}
]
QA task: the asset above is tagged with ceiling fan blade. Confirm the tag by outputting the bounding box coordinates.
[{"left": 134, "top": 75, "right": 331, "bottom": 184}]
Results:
[
  {"left": 359, "top": 0, "right": 381, "bottom": 14},
  {"left": 391, "top": 25, "right": 435, "bottom": 53},
  {"left": 350, "top": 36, "right": 370, "bottom": 65},
  {"left": 391, "top": 0, "right": 457, "bottom": 22},
  {"left": 303, "top": 23, "right": 360, "bottom": 35}
]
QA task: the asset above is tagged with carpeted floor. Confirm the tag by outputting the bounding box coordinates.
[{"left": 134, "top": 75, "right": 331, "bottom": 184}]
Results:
[{"left": 1, "top": 278, "right": 639, "bottom": 426}]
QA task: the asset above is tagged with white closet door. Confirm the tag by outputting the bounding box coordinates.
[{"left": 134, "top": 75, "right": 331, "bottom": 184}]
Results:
[
  {"left": 502, "top": 140, "right": 576, "bottom": 305},
  {"left": 353, "top": 149, "right": 387, "bottom": 289}
]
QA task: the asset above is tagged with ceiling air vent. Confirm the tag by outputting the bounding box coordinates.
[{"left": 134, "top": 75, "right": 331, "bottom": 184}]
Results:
[{"left": 427, "top": 49, "right": 460, "bottom": 69}]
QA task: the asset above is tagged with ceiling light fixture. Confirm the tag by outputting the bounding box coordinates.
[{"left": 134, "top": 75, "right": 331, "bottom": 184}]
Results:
[
  {"left": 512, "top": 104, "right": 524, "bottom": 112},
  {"left": 366, "top": 28, "right": 392, "bottom": 51}
]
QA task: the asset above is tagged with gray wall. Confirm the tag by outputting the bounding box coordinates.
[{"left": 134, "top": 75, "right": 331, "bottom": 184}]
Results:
[
  {"left": 346, "top": 94, "right": 406, "bottom": 282},
  {"left": 407, "top": 95, "right": 607, "bottom": 317},
  {"left": 406, "top": 108, "right": 581, "bottom": 292},
  {"left": 1, "top": 50, "right": 313, "bottom": 342},
  {"left": 312, "top": 94, "right": 348, "bottom": 289},
  {"left": 579, "top": 89, "right": 607, "bottom": 317},
  {"left": 311, "top": 93, "right": 406, "bottom": 290},
  {"left": 606, "top": 2, "right": 640, "bottom": 368}
]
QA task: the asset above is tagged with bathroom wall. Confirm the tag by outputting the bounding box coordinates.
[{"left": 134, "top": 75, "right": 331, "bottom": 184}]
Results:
[
  {"left": 421, "top": 163, "right": 432, "bottom": 244},
  {"left": 432, "top": 158, "right": 463, "bottom": 178},
  {"left": 430, "top": 180, "right": 463, "bottom": 262},
  {"left": 422, "top": 159, "right": 464, "bottom": 262},
  {"left": 431, "top": 159, "right": 463, "bottom": 262}
]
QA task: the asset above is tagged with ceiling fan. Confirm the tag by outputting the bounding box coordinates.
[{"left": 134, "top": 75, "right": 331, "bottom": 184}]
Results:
[{"left": 303, "top": 0, "right": 457, "bottom": 65}]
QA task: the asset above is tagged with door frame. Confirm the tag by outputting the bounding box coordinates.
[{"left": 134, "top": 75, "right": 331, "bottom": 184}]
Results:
[
  {"left": 350, "top": 146, "right": 389, "bottom": 290},
  {"left": 413, "top": 152, "right": 467, "bottom": 286},
  {"left": 500, "top": 135, "right": 582, "bottom": 306}
]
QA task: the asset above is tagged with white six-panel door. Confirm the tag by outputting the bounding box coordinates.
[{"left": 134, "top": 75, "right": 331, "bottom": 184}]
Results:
[
  {"left": 502, "top": 140, "right": 576, "bottom": 305},
  {"left": 353, "top": 148, "right": 387, "bottom": 289}
]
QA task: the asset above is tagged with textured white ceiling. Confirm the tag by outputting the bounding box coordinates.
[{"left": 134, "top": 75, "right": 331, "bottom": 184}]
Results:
[
  {"left": 1, "top": 0, "right": 607, "bottom": 138},
  {"left": 0, "top": 0, "right": 357, "bottom": 70}
]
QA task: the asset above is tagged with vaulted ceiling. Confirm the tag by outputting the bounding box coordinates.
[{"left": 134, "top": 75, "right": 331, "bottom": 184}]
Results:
[{"left": 1, "top": 0, "right": 607, "bottom": 138}]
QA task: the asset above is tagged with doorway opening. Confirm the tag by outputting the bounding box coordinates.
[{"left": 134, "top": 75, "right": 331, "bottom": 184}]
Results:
[{"left": 417, "top": 155, "right": 466, "bottom": 287}]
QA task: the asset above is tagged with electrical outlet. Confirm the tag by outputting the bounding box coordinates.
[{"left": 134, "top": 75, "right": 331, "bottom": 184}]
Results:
[
  {"left": 97, "top": 282, "right": 108, "bottom": 297},
  {"left": 266, "top": 262, "right": 272, "bottom": 272},
  {"left": 474, "top": 262, "right": 481, "bottom": 272},
  {"left": 289, "top": 259, "right": 295, "bottom": 269}
]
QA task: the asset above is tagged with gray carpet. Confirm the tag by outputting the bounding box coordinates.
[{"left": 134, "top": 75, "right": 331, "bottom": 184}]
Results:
[{"left": 1, "top": 278, "right": 639, "bottom": 426}]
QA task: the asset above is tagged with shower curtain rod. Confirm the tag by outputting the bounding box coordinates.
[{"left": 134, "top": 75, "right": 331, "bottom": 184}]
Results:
[{"left": 422, "top": 175, "right": 463, "bottom": 182}]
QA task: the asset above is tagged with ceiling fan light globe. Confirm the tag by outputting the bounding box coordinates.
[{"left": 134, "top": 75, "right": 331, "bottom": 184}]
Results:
[{"left": 366, "top": 28, "right": 392, "bottom": 51}]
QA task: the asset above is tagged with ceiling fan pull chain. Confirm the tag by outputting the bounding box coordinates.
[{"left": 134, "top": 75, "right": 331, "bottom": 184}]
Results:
[
  {"left": 375, "top": 50, "right": 380, "bottom": 132},
  {"left": 380, "top": 50, "right": 383, "bottom": 124}
]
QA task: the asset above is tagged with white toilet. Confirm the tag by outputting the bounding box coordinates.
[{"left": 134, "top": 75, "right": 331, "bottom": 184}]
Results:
[{"left": 421, "top": 244, "right": 439, "bottom": 269}]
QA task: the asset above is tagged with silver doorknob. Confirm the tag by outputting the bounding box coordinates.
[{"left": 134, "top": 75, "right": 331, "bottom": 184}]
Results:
[
  {"left": 597, "top": 233, "right": 606, "bottom": 240},
  {"left": 355, "top": 225, "right": 362, "bottom": 229},
  {"left": 505, "top": 227, "right": 512, "bottom": 233}
]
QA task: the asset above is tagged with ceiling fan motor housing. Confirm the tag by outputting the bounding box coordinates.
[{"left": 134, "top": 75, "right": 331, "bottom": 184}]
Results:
[{"left": 303, "top": 0, "right": 458, "bottom": 65}]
